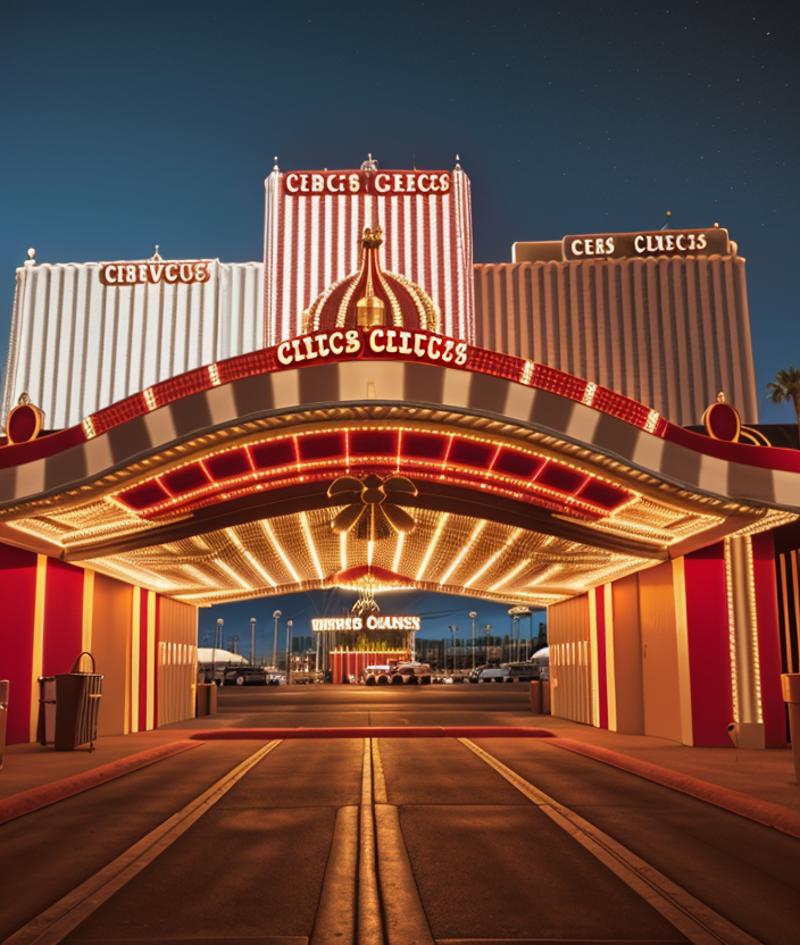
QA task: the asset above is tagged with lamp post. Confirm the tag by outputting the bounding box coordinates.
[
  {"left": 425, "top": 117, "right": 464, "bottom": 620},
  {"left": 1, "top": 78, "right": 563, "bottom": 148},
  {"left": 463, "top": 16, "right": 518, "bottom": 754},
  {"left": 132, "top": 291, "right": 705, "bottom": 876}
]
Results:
[
  {"left": 449, "top": 624, "right": 458, "bottom": 674},
  {"left": 509, "top": 606, "right": 532, "bottom": 661},
  {"left": 468, "top": 611, "right": 477, "bottom": 670},
  {"left": 285, "top": 618, "right": 294, "bottom": 684},
  {"left": 249, "top": 617, "right": 256, "bottom": 664},
  {"left": 272, "top": 609, "right": 281, "bottom": 670},
  {"left": 484, "top": 623, "right": 492, "bottom": 664},
  {"left": 215, "top": 618, "right": 224, "bottom": 686}
]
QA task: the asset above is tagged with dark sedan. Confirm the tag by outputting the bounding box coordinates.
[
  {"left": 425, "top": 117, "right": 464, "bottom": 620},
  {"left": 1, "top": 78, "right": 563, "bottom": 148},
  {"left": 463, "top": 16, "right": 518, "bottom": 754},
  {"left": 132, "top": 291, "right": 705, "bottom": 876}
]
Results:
[{"left": 221, "top": 666, "right": 269, "bottom": 686}]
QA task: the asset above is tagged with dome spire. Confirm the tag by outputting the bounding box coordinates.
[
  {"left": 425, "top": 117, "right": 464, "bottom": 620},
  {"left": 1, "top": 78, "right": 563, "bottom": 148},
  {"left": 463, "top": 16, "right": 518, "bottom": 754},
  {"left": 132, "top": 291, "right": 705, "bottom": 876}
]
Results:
[{"left": 356, "top": 226, "right": 386, "bottom": 328}]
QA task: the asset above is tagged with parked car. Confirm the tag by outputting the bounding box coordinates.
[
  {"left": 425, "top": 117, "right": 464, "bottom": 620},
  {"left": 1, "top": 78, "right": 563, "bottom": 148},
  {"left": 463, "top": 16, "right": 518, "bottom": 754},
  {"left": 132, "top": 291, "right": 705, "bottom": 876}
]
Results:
[
  {"left": 363, "top": 664, "right": 392, "bottom": 685},
  {"left": 468, "top": 664, "right": 509, "bottom": 683},
  {"left": 222, "top": 666, "right": 269, "bottom": 686},
  {"left": 391, "top": 661, "right": 433, "bottom": 685}
]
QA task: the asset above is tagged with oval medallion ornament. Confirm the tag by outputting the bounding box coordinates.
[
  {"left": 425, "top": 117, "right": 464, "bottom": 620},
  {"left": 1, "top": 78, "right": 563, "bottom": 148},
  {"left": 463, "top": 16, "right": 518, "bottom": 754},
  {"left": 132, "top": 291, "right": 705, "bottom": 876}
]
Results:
[
  {"left": 6, "top": 393, "right": 44, "bottom": 444},
  {"left": 702, "top": 393, "right": 741, "bottom": 442}
]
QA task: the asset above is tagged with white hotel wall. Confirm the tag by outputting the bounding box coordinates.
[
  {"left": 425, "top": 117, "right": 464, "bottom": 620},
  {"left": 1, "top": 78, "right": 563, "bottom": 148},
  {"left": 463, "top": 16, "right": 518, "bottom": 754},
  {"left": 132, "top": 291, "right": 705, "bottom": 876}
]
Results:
[{"left": 3, "top": 259, "right": 264, "bottom": 429}]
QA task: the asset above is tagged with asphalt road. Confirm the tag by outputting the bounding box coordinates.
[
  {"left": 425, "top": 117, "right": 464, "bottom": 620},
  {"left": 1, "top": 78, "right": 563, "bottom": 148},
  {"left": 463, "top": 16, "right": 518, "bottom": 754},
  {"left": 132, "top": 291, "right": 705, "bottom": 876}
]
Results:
[{"left": 2, "top": 688, "right": 798, "bottom": 945}]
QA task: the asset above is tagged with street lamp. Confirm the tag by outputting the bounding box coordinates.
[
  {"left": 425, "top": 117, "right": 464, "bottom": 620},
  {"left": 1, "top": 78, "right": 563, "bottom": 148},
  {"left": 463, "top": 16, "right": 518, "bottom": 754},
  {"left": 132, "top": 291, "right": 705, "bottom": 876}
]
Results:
[
  {"left": 285, "top": 618, "right": 294, "bottom": 684},
  {"left": 509, "top": 606, "right": 532, "bottom": 660},
  {"left": 272, "top": 610, "right": 282, "bottom": 670},
  {"left": 449, "top": 624, "right": 458, "bottom": 674},
  {"left": 250, "top": 617, "right": 257, "bottom": 665},
  {"left": 215, "top": 618, "right": 224, "bottom": 686},
  {"left": 484, "top": 623, "right": 492, "bottom": 663},
  {"left": 468, "top": 611, "right": 477, "bottom": 670}
]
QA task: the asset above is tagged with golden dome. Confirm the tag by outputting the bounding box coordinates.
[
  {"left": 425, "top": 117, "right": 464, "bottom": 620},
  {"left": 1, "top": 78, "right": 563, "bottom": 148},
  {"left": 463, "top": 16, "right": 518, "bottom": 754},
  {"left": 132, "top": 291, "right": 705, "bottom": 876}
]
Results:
[{"left": 304, "top": 227, "right": 440, "bottom": 333}]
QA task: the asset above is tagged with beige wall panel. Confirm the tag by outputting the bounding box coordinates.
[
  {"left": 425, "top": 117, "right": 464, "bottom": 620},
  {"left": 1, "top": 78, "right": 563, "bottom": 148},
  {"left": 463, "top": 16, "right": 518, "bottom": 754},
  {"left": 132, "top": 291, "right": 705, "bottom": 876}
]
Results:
[
  {"left": 91, "top": 573, "right": 133, "bottom": 737},
  {"left": 609, "top": 574, "right": 645, "bottom": 734},
  {"left": 548, "top": 594, "right": 591, "bottom": 725},
  {"left": 157, "top": 597, "right": 198, "bottom": 727},
  {"left": 638, "top": 562, "right": 682, "bottom": 742}
]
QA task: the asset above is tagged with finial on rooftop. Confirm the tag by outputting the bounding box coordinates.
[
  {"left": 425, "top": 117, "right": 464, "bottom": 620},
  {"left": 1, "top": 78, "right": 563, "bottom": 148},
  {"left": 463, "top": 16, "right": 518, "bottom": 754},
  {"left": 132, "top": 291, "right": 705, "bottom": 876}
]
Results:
[
  {"left": 454, "top": 153, "right": 462, "bottom": 170},
  {"left": 272, "top": 155, "right": 280, "bottom": 171},
  {"left": 26, "top": 248, "right": 36, "bottom": 264},
  {"left": 151, "top": 244, "right": 162, "bottom": 261},
  {"left": 360, "top": 153, "right": 379, "bottom": 171}
]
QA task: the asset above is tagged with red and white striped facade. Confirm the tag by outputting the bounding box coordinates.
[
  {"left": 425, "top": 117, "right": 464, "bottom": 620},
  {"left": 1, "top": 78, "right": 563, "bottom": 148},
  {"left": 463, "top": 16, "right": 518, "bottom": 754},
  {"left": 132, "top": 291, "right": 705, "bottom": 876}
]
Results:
[{"left": 263, "top": 164, "right": 475, "bottom": 345}]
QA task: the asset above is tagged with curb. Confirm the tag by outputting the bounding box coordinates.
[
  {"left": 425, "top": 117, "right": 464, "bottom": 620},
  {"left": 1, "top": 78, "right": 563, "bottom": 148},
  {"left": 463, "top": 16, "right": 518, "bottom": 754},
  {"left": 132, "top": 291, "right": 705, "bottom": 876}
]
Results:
[
  {"left": 0, "top": 740, "right": 200, "bottom": 826},
  {"left": 186, "top": 725, "right": 556, "bottom": 740},
  {"left": 550, "top": 737, "right": 800, "bottom": 840}
]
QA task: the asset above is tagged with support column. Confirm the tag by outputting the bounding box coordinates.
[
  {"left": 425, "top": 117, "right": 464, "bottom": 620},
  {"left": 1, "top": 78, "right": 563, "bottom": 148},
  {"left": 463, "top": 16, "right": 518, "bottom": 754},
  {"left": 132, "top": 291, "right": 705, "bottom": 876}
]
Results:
[{"left": 724, "top": 535, "right": 766, "bottom": 748}]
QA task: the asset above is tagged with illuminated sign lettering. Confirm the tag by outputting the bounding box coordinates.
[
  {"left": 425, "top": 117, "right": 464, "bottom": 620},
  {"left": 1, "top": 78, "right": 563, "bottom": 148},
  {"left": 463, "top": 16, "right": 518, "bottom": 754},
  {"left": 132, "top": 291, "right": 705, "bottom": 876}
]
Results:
[
  {"left": 276, "top": 327, "right": 468, "bottom": 368},
  {"left": 312, "top": 615, "right": 422, "bottom": 632},
  {"left": 284, "top": 170, "right": 451, "bottom": 197},
  {"left": 562, "top": 228, "right": 729, "bottom": 261},
  {"left": 100, "top": 260, "right": 213, "bottom": 286}
]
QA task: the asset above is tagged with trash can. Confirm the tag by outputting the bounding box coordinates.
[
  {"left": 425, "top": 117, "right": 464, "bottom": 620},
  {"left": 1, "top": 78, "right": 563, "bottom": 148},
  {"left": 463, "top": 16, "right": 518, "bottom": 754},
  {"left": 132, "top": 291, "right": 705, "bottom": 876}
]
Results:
[
  {"left": 0, "top": 679, "right": 8, "bottom": 771},
  {"left": 54, "top": 652, "right": 103, "bottom": 751},
  {"left": 529, "top": 679, "right": 542, "bottom": 714},
  {"left": 781, "top": 673, "right": 800, "bottom": 782},
  {"left": 195, "top": 682, "right": 218, "bottom": 717}
]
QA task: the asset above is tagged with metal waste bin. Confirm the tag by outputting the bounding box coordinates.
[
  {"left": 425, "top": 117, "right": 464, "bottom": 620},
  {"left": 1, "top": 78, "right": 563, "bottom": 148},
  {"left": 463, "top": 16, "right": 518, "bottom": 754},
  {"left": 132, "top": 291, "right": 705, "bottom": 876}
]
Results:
[
  {"left": 54, "top": 652, "right": 103, "bottom": 751},
  {"left": 0, "top": 679, "right": 8, "bottom": 771},
  {"left": 781, "top": 674, "right": 800, "bottom": 782}
]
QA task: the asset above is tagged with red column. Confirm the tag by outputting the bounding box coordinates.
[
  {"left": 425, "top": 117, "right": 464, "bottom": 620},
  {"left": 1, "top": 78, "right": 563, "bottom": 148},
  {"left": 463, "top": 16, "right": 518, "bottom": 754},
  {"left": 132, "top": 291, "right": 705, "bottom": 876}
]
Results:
[
  {"left": 0, "top": 544, "right": 38, "bottom": 744},
  {"left": 683, "top": 543, "right": 734, "bottom": 746},
  {"left": 751, "top": 532, "right": 786, "bottom": 747}
]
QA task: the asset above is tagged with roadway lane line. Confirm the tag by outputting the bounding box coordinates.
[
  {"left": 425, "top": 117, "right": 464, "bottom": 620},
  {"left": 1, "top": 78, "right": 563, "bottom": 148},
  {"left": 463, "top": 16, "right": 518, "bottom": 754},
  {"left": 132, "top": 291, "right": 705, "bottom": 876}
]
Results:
[
  {"left": 2, "top": 740, "right": 283, "bottom": 945},
  {"left": 359, "top": 738, "right": 384, "bottom": 945},
  {"left": 372, "top": 739, "right": 435, "bottom": 945},
  {"left": 458, "top": 738, "right": 763, "bottom": 945}
]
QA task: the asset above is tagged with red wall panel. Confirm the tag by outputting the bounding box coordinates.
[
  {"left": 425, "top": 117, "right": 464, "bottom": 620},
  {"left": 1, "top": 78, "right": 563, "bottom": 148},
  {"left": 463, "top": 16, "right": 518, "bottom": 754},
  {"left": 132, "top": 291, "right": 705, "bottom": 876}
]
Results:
[
  {"left": 683, "top": 544, "right": 733, "bottom": 746},
  {"left": 0, "top": 544, "right": 38, "bottom": 744},
  {"left": 42, "top": 559, "right": 84, "bottom": 677}
]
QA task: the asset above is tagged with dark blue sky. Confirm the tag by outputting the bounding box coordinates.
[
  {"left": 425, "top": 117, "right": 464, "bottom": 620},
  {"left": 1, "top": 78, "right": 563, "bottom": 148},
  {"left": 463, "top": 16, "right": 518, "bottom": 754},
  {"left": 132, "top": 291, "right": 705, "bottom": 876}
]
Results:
[{"left": 2, "top": 1, "right": 797, "bottom": 422}]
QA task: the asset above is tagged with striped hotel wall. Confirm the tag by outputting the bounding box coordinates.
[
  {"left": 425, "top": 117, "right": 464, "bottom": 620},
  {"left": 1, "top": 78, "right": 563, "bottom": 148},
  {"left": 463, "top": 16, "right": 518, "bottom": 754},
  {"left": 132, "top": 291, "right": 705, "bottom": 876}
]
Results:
[
  {"left": 474, "top": 255, "right": 759, "bottom": 426},
  {"left": 0, "top": 546, "right": 198, "bottom": 745}
]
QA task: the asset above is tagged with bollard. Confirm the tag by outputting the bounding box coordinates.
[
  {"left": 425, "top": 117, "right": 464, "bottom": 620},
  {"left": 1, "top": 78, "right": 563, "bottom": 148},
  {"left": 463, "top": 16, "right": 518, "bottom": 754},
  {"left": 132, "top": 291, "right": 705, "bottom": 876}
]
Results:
[
  {"left": 542, "top": 680, "right": 551, "bottom": 715},
  {"left": 196, "top": 682, "right": 218, "bottom": 717},
  {"left": 781, "top": 674, "right": 800, "bottom": 782},
  {"left": 529, "top": 679, "right": 542, "bottom": 714}
]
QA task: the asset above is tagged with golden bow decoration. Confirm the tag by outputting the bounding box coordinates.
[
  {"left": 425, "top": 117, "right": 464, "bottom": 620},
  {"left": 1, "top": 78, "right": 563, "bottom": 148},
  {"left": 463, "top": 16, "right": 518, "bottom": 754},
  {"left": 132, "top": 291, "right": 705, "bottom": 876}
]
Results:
[{"left": 328, "top": 474, "right": 417, "bottom": 542}]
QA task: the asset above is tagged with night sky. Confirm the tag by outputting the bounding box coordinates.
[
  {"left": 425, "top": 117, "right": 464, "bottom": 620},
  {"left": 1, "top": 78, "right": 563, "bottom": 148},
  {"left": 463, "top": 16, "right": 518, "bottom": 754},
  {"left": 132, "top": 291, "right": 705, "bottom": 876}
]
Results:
[{"left": 2, "top": 2, "right": 797, "bottom": 639}]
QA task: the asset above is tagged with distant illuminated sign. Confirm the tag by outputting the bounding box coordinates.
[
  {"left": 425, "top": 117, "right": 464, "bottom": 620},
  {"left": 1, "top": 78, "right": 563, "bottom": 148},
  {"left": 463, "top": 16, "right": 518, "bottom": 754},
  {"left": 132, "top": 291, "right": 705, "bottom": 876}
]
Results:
[
  {"left": 562, "top": 228, "right": 729, "bottom": 261},
  {"left": 284, "top": 170, "right": 451, "bottom": 197},
  {"left": 276, "top": 327, "right": 468, "bottom": 368},
  {"left": 99, "top": 260, "right": 212, "bottom": 286},
  {"left": 312, "top": 615, "right": 421, "bottom": 632}
]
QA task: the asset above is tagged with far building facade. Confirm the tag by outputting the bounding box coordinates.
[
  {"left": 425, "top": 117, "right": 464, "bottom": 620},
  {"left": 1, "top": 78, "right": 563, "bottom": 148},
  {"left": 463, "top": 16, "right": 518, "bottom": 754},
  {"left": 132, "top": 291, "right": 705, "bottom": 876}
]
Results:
[{"left": 0, "top": 157, "right": 797, "bottom": 752}]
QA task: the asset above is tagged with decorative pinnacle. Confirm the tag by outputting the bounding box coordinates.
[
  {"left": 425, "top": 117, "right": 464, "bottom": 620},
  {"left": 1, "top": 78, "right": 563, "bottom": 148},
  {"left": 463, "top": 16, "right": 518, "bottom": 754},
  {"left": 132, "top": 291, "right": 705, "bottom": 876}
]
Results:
[
  {"left": 272, "top": 155, "right": 280, "bottom": 171},
  {"left": 26, "top": 247, "right": 36, "bottom": 263},
  {"left": 454, "top": 153, "right": 462, "bottom": 170}
]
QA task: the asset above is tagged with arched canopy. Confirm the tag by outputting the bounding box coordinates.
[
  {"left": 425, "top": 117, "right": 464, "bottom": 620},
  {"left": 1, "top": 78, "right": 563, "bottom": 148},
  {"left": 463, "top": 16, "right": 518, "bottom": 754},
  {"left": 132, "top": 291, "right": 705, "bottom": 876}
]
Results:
[{"left": 0, "top": 328, "right": 797, "bottom": 606}]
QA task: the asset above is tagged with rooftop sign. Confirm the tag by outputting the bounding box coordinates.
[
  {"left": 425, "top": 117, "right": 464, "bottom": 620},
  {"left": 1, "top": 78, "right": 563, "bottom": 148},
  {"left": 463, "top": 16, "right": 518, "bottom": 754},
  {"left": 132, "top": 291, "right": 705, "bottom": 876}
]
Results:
[
  {"left": 283, "top": 170, "right": 451, "bottom": 197},
  {"left": 562, "top": 228, "right": 729, "bottom": 261},
  {"left": 99, "top": 259, "right": 213, "bottom": 287}
]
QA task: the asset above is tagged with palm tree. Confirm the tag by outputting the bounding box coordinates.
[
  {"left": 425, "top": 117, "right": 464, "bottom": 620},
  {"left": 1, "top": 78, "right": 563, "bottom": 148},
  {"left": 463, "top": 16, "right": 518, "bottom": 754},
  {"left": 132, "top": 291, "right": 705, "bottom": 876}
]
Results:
[{"left": 767, "top": 367, "right": 800, "bottom": 444}]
